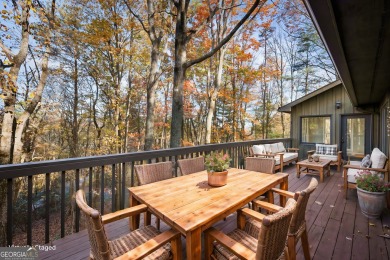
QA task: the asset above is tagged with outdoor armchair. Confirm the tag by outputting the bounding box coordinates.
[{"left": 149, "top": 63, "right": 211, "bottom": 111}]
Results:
[
  {"left": 343, "top": 148, "right": 388, "bottom": 198},
  {"left": 247, "top": 178, "right": 318, "bottom": 260},
  {"left": 307, "top": 144, "right": 343, "bottom": 171},
  {"left": 204, "top": 198, "right": 297, "bottom": 260},
  {"left": 75, "top": 190, "right": 182, "bottom": 260}
]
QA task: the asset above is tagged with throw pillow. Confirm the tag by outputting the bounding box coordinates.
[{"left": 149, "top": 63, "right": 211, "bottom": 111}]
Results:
[
  {"left": 360, "top": 154, "right": 371, "bottom": 168},
  {"left": 370, "top": 148, "right": 387, "bottom": 169},
  {"left": 325, "top": 146, "right": 337, "bottom": 155},
  {"left": 316, "top": 145, "right": 325, "bottom": 154}
]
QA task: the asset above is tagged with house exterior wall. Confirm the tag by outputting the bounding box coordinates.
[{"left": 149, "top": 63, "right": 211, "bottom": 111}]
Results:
[{"left": 291, "top": 84, "right": 366, "bottom": 159}]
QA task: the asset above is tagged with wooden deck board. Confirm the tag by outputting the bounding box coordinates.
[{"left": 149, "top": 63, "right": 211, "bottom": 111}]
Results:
[{"left": 37, "top": 164, "right": 390, "bottom": 259}]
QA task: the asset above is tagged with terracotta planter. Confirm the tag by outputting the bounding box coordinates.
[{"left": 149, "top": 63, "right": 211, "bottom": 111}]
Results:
[
  {"left": 207, "top": 170, "right": 228, "bottom": 187},
  {"left": 357, "top": 187, "right": 386, "bottom": 218}
]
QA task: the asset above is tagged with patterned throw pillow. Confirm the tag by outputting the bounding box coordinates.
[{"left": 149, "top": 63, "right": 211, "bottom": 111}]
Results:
[
  {"left": 325, "top": 146, "right": 337, "bottom": 155},
  {"left": 316, "top": 145, "right": 325, "bottom": 154},
  {"left": 360, "top": 154, "right": 371, "bottom": 168}
]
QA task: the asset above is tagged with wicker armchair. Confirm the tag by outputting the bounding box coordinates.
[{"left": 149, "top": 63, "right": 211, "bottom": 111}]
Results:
[
  {"left": 177, "top": 156, "right": 205, "bottom": 175},
  {"left": 75, "top": 190, "right": 182, "bottom": 260},
  {"left": 204, "top": 198, "right": 297, "bottom": 260},
  {"left": 134, "top": 161, "right": 174, "bottom": 229},
  {"left": 343, "top": 148, "right": 388, "bottom": 198},
  {"left": 247, "top": 178, "right": 318, "bottom": 260},
  {"left": 245, "top": 157, "right": 275, "bottom": 174}
]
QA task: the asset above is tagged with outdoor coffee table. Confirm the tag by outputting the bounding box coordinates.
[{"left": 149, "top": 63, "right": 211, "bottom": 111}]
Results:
[{"left": 296, "top": 159, "right": 331, "bottom": 182}]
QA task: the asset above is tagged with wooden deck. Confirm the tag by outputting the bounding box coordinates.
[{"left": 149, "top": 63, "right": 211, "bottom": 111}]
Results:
[{"left": 39, "top": 165, "right": 390, "bottom": 259}]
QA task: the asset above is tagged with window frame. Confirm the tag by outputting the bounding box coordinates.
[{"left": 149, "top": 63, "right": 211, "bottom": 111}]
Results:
[{"left": 300, "top": 115, "right": 332, "bottom": 144}]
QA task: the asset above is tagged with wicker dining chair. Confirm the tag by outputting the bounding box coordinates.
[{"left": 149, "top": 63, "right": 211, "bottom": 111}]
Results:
[
  {"left": 248, "top": 178, "right": 318, "bottom": 260},
  {"left": 245, "top": 157, "right": 275, "bottom": 209},
  {"left": 134, "top": 161, "right": 174, "bottom": 230},
  {"left": 75, "top": 190, "right": 182, "bottom": 260},
  {"left": 204, "top": 198, "right": 297, "bottom": 260},
  {"left": 177, "top": 156, "right": 205, "bottom": 175},
  {"left": 245, "top": 157, "right": 275, "bottom": 173},
  {"left": 134, "top": 161, "right": 174, "bottom": 185}
]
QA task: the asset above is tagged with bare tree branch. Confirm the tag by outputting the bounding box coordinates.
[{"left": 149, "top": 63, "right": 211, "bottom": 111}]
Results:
[
  {"left": 123, "top": 0, "right": 150, "bottom": 36},
  {"left": 185, "top": 0, "right": 264, "bottom": 68}
]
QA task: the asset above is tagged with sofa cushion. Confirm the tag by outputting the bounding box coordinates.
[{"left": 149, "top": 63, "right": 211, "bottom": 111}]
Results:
[
  {"left": 252, "top": 145, "right": 265, "bottom": 155},
  {"left": 283, "top": 152, "right": 298, "bottom": 162},
  {"left": 347, "top": 168, "right": 360, "bottom": 183},
  {"left": 347, "top": 168, "right": 385, "bottom": 184},
  {"left": 370, "top": 148, "right": 387, "bottom": 169},
  {"left": 360, "top": 154, "right": 371, "bottom": 168},
  {"left": 264, "top": 144, "right": 271, "bottom": 153},
  {"left": 269, "top": 143, "right": 279, "bottom": 154},
  {"left": 274, "top": 157, "right": 281, "bottom": 166},
  {"left": 312, "top": 153, "right": 338, "bottom": 162},
  {"left": 276, "top": 142, "right": 286, "bottom": 153}
]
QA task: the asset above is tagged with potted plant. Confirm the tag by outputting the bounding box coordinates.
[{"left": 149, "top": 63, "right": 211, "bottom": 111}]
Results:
[
  {"left": 355, "top": 170, "right": 390, "bottom": 218},
  {"left": 205, "top": 152, "right": 231, "bottom": 186}
]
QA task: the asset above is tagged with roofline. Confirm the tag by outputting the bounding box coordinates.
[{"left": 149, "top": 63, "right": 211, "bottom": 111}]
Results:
[
  {"left": 302, "top": 0, "right": 358, "bottom": 106},
  {"left": 278, "top": 80, "right": 342, "bottom": 113}
]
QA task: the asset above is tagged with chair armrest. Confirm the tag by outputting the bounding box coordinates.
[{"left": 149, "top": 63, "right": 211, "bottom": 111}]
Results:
[
  {"left": 287, "top": 148, "right": 299, "bottom": 152},
  {"left": 115, "top": 229, "right": 181, "bottom": 260},
  {"left": 252, "top": 200, "right": 283, "bottom": 213},
  {"left": 205, "top": 227, "right": 256, "bottom": 260},
  {"left": 270, "top": 188, "right": 295, "bottom": 198},
  {"left": 343, "top": 165, "right": 388, "bottom": 173},
  {"left": 102, "top": 204, "right": 148, "bottom": 224},
  {"left": 338, "top": 151, "right": 343, "bottom": 154},
  {"left": 239, "top": 208, "right": 266, "bottom": 223}
]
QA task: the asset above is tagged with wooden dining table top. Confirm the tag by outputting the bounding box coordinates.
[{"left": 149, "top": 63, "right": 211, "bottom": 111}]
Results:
[{"left": 129, "top": 168, "right": 288, "bottom": 234}]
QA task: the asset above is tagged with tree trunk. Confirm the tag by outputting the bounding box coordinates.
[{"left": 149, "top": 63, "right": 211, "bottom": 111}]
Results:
[
  {"left": 144, "top": 40, "right": 161, "bottom": 150},
  {"left": 170, "top": 0, "right": 188, "bottom": 148},
  {"left": 205, "top": 48, "right": 226, "bottom": 143}
]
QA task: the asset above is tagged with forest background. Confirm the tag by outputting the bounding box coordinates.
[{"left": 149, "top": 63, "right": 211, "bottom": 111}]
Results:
[{"left": 0, "top": 0, "right": 336, "bottom": 165}]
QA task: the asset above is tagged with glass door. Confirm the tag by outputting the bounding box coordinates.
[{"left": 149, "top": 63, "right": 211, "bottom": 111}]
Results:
[{"left": 341, "top": 115, "right": 372, "bottom": 160}]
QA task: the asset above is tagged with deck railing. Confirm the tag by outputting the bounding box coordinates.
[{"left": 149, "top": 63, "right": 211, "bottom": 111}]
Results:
[{"left": 0, "top": 138, "right": 291, "bottom": 246}]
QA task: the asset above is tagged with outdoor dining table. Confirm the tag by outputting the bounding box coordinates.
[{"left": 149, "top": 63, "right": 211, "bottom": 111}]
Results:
[{"left": 128, "top": 167, "right": 289, "bottom": 260}]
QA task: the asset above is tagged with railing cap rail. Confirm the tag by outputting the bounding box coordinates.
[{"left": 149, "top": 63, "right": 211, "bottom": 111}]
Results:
[{"left": 0, "top": 138, "right": 291, "bottom": 179}]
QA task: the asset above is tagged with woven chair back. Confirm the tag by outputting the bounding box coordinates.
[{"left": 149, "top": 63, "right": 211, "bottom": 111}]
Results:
[
  {"left": 245, "top": 157, "right": 275, "bottom": 174},
  {"left": 134, "top": 161, "right": 174, "bottom": 185},
  {"left": 256, "top": 198, "right": 297, "bottom": 259},
  {"left": 289, "top": 178, "right": 318, "bottom": 235},
  {"left": 75, "top": 190, "right": 110, "bottom": 260},
  {"left": 177, "top": 156, "right": 205, "bottom": 175}
]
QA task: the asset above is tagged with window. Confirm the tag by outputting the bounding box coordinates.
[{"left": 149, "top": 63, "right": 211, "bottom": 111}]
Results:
[{"left": 301, "top": 116, "right": 331, "bottom": 144}]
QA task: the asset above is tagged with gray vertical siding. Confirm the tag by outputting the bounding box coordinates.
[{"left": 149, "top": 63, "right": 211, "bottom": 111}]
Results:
[{"left": 290, "top": 84, "right": 364, "bottom": 159}]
